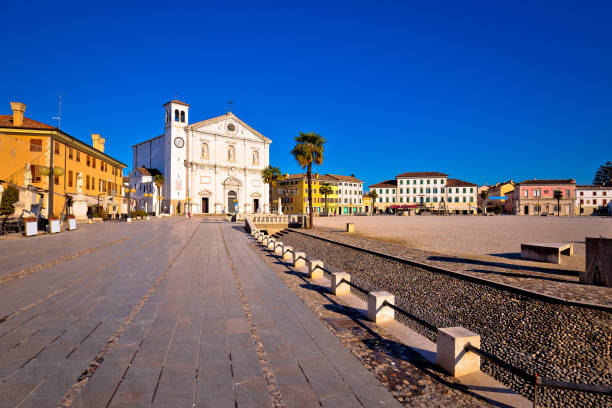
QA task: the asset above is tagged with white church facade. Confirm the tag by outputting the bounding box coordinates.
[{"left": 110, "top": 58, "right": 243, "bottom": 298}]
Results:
[{"left": 131, "top": 100, "right": 271, "bottom": 214}]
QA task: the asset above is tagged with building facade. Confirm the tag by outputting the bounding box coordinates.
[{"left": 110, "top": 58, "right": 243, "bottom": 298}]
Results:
[
  {"left": 132, "top": 101, "right": 271, "bottom": 214},
  {"left": 511, "top": 179, "right": 576, "bottom": 216},
  {"left": 326, "top": 174, "right": 363, "bottom": 214},
  {"left": 576, "top": 185, "right": 611, "bottom": 215},
  {"left": 369, "top": 172, "right": 477, "bottom": 214},
  {"left": 479, "top": 180, "right": 515, "bottom": 214},
  {"left": 270, "top": 173, "right": 339, "bottom": 215},
  {"left": 0, "top": 102, "right": 126, "bottom": 218},
  {"left": 128, "top": 167, "right": 163, "bottom": 214}
]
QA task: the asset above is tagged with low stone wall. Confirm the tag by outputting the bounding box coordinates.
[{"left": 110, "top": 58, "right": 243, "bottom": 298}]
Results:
[{"left": 278, "top": 230, "right": 611, "bottom": 408}]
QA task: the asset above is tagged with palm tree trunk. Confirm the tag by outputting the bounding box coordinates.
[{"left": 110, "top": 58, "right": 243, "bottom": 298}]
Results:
[{"left": 307, "top": 165, "right": 313, "bottom": 229}]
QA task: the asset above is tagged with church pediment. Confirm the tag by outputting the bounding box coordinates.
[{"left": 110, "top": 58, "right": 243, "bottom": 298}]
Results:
[
  {"left": 223, "top": 177, "right": 242, "bottom": 187},
  {"left": 250, "top": 192, "right": 262, "bottom": 199},
  {"left": 187, "top": 113, "right": 271, "bottom": 143},
  {"left": 198, "top": 189, "right": 212, "bottom": 196}
]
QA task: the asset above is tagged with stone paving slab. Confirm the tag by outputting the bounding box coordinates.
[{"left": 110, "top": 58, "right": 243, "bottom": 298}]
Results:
[{"left": 0, "top": 217, "right": 404, "bottom": 407}]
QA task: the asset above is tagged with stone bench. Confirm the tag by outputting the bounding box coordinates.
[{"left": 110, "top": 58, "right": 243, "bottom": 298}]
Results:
[{"left": 520, "top": 242, "right": 574, "bottom": 264}]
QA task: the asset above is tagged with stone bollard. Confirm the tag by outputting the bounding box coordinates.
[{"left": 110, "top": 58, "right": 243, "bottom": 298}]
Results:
[
  {"left": 258, "top": 234, "right": 265, "bottom": 243},
  {"left": 436, "top": 327, "right": 481, "bottom": 377},
  {"left": 267, "top": 239, "right": 276, "bottom": 250},
  {"left": 346, "top": 223, "right": 354, "bottom": 233},
  {"left": 331, "top": 272, "right": 351, "bottom": 296},
  {"left": 282, "top": 246, "right": 293, "bottom": 261},
  {"left": 367, "top": 291, "right": 395, "bottom": 324},
  {"left": 262, "top": 236, "right": 269, "bottom": 245},
  {"left": 274, "top": 242, "right": 284, "bottom": 255},
  {"left": 308, "top": 260, "right": 324, "bottom": 279},
  {"left": 293, "top": 252, "right": 306, "bottom": 268}
]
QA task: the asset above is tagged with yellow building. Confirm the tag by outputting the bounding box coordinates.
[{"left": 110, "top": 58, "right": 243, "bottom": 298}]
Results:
[
  {"left": 362, "top": 194, "right": 373, "bottom": 213},
  {"left": 271, "top": 173, "right": 339, "bottom": 215},
  {"left": 0, "top": 102, "right": 127, "bottom": 218}
]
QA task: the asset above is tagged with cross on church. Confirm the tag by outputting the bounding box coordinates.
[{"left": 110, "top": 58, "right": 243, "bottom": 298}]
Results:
[{"left": 228, "top": 100, "right": 234, "bottom": 113}]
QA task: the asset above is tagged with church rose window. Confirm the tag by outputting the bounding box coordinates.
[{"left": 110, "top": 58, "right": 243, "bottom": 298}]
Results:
[{"left": 227, "top": 123, "right": 235, "bottom": 132}]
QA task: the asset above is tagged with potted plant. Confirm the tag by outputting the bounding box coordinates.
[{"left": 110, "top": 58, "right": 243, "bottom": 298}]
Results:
[
  {"left": 48, "top": 216, "right": 61, "bottom": 233},
  {"left": 66, "top": 215, "right": 77, "bottom": 231},
  {"left": 24, "top": 216, "right": 38, "bottom": 236}
]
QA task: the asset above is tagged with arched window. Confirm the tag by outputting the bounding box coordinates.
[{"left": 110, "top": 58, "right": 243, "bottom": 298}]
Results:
[
  {"left": 180, "top": 111, "right": 185, "bottom": 122},
  {"left": 252, "top": 151, "right": 259, "bottom": 165},
  {"left": 201, "top": 143, "right": 209, "bottom": 160},
  {"left": 175, "top": 109, "right": 179, "bottom": 121},
  {"left": 227, "top": 145, "right": 235, "bottom": 161},
  {"left": 165, "top": 110, "right": 169, "bottom": 123}
]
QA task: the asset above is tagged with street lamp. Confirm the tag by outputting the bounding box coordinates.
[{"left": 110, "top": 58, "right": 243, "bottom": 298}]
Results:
[
  {"left": 39, "top": 165, "right": 64, "bottom": 218},
  {"left": 158, "top": 196, "right": 164, "bottom": 216},
  {"left": 144, "top": 192, "right": 152, "bottom": 213},
  {"left": 126, "top": 187, "right": 136, "bottom": 221}
]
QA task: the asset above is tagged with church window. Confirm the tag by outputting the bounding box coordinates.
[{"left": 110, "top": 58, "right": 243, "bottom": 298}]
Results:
[
  {"left": 227, "top": 123, "right": 235, "bottom": 132},
  {"left": 180, "top": 111, "right": 185, "bottom": 122},
  {"left": 201, "top": 143, "right": 209, "bottom": 160},
  {"left": 227, "top": 145, "right": 235, "bottom": 161},
  {"left": 175, "top": 109, "right": 179, "bottom": 121},
  {"left": 165, "top": 110, "right": 170, "bottom": 123}
]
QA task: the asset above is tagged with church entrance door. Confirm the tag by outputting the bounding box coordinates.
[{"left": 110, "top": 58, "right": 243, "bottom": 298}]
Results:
[
  {"left": 254, "top": 199, "right": 259, "bottom": 213},
  {"left": 227, "top": 191, "right": 237, "bottom": 213},
  {"left": 202, "top": 197, "right": 209, "bottom": 213}
]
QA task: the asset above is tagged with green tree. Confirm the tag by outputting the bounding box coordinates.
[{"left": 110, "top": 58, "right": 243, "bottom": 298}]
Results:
[
  {"left": 153, "top": 174, "right": 164, "bottom": 215},
  {"left": 319, "top": 183, "right": 333, "bottom": 215},
  {"left": 553, "top": 190, "right": 563, "bottom": 216},
  {"left": 291, "top": 132, "right": 326, "bottom": 229},
  {"left": 593, "top": 161, "right": 612, "bottom": 186},
  {"left": 0, "top": 184, "right": 19, "bottom": 216},
  {"left": 479, "top": 190, "right": 489, "bottom": 215},
  {"left": 367, "top": 190, "right": 378, "bottom": 214}
]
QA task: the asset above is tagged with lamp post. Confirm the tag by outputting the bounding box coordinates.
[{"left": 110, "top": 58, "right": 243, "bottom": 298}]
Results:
[
  {"left": 126, "top": 187, "right": 135, "bottom": 221},
  {"left": 144, "top": 192, "right": 151, "bottom": 214},
  {"left": 158, "top": 196, "right": 164, "bottom": 216},
  {"left": 40, "top": 165, "right": 64, "bottom": 218}
]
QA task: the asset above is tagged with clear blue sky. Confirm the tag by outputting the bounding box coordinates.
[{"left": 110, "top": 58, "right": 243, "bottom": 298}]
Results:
[{"left": 2, "top": 0, "right": 611, "bottom": 187}]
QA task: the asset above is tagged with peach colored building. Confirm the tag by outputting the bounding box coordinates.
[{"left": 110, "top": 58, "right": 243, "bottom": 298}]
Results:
[{"left": 511, "top": 179, "right": 576, "bottom": 216}]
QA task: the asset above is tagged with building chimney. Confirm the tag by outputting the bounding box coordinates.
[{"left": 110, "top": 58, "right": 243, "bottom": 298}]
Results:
[
  {"left": 10, "top": 102, "right": 26, "bottom": 127},
  {"left": 91, "top": 133, "right": 106, "bottom": 152}
]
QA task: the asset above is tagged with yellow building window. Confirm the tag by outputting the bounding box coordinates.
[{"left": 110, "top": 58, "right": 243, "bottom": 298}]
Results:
[
  {"left": 30, "top": 139, "right": 43, "bottom": 152},
  {"left": 68, "top": 171, "right": 74, "bottom": 187},
  {"left": 54, "top": 142, "right": 60, "bottom": 155}
]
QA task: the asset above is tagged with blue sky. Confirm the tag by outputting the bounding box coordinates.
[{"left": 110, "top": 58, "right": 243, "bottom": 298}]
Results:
[{"left": 2, "top": 0, "right": 611, "bottom": 187}]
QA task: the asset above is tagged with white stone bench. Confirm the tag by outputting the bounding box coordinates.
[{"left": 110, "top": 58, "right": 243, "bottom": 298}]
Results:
[{"left": 520, "top": 242, "right": 574, "bottom": 264}]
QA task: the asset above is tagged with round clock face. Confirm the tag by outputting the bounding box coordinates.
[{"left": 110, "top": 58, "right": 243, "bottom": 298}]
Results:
[{"left": 174, "top": 137, "right": 184, "bottom": 148}]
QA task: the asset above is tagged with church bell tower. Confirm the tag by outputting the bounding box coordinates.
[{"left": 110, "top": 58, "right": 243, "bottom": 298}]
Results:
[{"left": 162, "top": 100, "right": 190, "bottom": 212}]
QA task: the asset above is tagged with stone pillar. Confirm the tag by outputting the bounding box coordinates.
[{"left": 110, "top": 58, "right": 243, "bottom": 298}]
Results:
[
  {"left": 293, "top": 252, "right": 306, "bottom": 268},
  {"left": 331, "top": 272, "right": 350, "bottom": 296},
  {"left": 267, "top": 239, "right": 276, "bottom": 250},
  {"left": 282, "top": 246, "right": 293, "bottom": 261},
  {"left": 367, "top": 291, "right": 395, "bottom": 324},
  {"left": 274, "top": 242, "right": 283, "bottom": 255},
  {"left": 308, "top": 260, "right": 324, "bottom": 279},
  {"left": 346, "top": 223, "right": 354, "bottom": 233},
  {"left": 437, "top": 327, "right": 481, "bottom": 377}
]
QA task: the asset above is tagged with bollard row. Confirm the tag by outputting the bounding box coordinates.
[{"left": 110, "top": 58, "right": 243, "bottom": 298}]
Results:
[{"left": 250, "top": 227, "right": 481, "bottom": 379}]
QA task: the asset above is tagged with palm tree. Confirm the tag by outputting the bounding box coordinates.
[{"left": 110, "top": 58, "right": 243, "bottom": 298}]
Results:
[
  {"left": 367, "top": 190, "right": 378, "bottom": 215},
  {"left": 553, "top": 190, "right": 563, "bottom": 216},
  {"left": 291, "top": 132, "right": 326, "bottom": 229},
  {"left": 480, "top": 190, "right": 489, "bottom": 215},
  {"left": 153, "top": 174, "right": 164, "bottom": 215},
  {"left": 319, "top": 183, "right": 333, "bottom": 215},
  {"left": 262, "top": 165, "right": 281, "bottom": 213}
]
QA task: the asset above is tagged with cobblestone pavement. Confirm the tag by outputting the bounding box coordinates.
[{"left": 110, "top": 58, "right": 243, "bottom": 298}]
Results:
[
  {"left": 249, "top": 235, "right": 493, "bottom": 407},
  {"left": 0, "top": 217, "right": 401, "bottom": 407},
  {"left": 294, "top": 228, "right": 612, "bottom": 307},
  {"left": 277, "top": 230, "right": 612, "bottom": 408}
]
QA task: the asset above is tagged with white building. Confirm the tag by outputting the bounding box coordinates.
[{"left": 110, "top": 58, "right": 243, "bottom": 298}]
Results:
[
  {"left": 576, "top": 185, "right": 611, "bottom": 215},
  {"left": 326, "top": 174, "right": 363, "bottom": 214},
  {"left": 131, "top": 100, "right": 271, "bottom": 214},
  {"left": 370, "top": 171, "right": 477, "bottom": 214},
  {"left": 128, "top": 167, "right": 162, "bottom": 214}
]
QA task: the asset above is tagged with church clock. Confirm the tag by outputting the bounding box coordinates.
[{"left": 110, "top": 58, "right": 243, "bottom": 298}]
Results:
[{"left": 174, "top": 137, "right": 185, "bottom": 148}]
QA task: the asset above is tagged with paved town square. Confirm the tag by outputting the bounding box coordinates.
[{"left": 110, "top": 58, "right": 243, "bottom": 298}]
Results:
[{"left": 0, "top": 218, "right": 405, "bottom": 408}]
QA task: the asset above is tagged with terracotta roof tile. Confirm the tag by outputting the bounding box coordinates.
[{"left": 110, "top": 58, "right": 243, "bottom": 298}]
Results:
[
  {"left": 163, "top": 99, "right": 190, "bottom": 107},
  {"left": 370, "top": 179, "right": 397, "bottom": 188},
  {"left": 517, "top": 179, "right": 576, "bottom": 186},
  {"left": 446, "top": 178, "right": 478, "bottom": 187},
  {"left": 325, "top": 174, "right": 363, "bottom": 183},
  {"left": 0, "top": 115, "right": 54, "bottom": 129},
  {"left": 396, "top": 171, "right": 448, "bottom": 178}
]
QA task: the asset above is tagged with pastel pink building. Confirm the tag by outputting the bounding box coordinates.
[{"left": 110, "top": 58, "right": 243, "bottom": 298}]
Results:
[{"left": 511, "top": 179, "right": 576, "bottom": 215}]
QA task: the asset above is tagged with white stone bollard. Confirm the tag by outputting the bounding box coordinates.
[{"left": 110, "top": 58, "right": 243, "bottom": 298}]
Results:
[
  {"left": 267, "top": 239, "right": 276, "bottom": 250},
  {"left": 367, "top": 291, "right": 395, "bottom": 324},
  {"left": 331, "top": 272, "right": 351, "bottom": 296},
  {"left": 346, "top": 223, "right": 354, "bottom": 233},
  {"left": 282, "top": 246, "right": 293, "bottom": 261},
  {"left": 258, "top": 234, "right": 265, "bottom": 243},
  {"left": 293, "top": 252, "right": 306, "bottom": 268},
  {"left": 262, "top": 236, "right": 269, "bottom": 245},
  {"left": 308, "top": 260, "right": 324, "bottom": 279},
  {"left": 274, "top": 242, "right": 284, "bottom": 255},
  {"left": 436, "top": 327, "right": 481, "bottom": 377}
]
